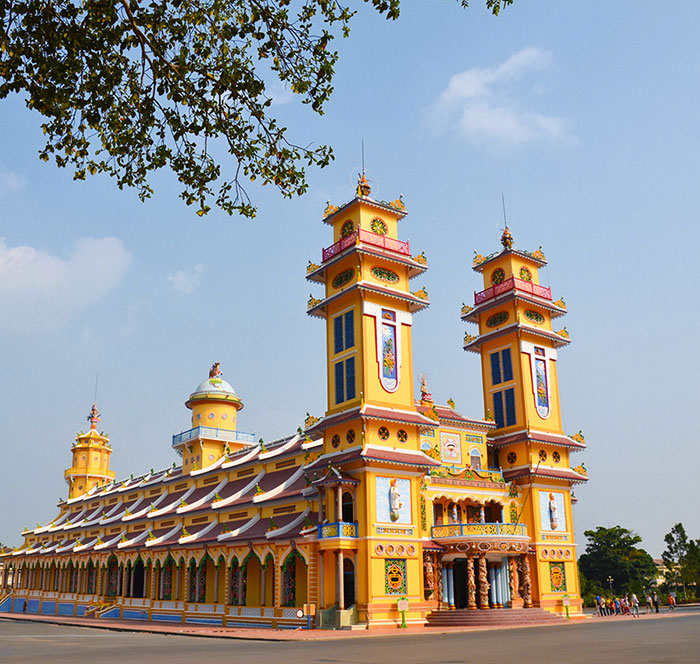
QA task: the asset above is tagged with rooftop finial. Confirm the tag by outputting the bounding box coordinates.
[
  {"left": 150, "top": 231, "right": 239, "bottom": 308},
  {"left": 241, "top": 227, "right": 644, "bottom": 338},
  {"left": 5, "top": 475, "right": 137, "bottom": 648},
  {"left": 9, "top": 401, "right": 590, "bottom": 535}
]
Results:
[
  {"left": 419, "top": 374, "right": 433, "bottom": 403},
  {"left": 501, "top": 226, "right": 514, "bottom": 250},
  {"left": 87, "top": 403, "right": 101, "bottom": 430},
  {"left": 357, "top": 172, "right": 371, "bottom": 198},
  {"left": 209, "top": 362, "right": 222, "bottom": 379}
]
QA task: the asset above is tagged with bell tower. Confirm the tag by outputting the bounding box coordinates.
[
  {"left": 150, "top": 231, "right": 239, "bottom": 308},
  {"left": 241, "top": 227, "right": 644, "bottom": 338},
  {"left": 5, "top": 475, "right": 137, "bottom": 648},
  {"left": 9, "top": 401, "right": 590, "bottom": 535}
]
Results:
[
  {"left": 64, "top": 403, "right": 115, "bottom": 499},
  {"left": 306, "top": 174, "right": 431, "bottom": 453},
  {"left": 462, "top": 227, "right": 588, "bottom": 615}
]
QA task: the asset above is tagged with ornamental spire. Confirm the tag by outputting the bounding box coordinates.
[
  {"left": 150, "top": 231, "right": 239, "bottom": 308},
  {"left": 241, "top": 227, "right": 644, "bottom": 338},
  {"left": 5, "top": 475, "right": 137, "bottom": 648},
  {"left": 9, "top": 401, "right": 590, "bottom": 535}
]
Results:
[
  {"left": 501, "top": 225, "right": 514, "bottom": 250},
  {"left": 357, "top": 172, "right": 371, "bottom": 198},
  {"left": 87, "top": 402, "right": 101, "bottom": 431}
]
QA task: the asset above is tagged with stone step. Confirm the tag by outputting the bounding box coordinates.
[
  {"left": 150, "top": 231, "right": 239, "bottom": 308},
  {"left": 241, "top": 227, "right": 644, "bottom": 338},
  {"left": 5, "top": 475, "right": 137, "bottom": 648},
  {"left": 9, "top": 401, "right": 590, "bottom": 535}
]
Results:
[{"left": 426, "top": 608, "right": 566, "bottom": 627}]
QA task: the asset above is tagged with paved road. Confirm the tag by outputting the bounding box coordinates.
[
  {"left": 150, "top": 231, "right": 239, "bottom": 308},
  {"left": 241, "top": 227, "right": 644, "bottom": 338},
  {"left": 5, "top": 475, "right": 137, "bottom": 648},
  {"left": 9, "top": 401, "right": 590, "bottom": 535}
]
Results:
[{"left": 2, "top": 614, "right": 700, "bottom": 664}]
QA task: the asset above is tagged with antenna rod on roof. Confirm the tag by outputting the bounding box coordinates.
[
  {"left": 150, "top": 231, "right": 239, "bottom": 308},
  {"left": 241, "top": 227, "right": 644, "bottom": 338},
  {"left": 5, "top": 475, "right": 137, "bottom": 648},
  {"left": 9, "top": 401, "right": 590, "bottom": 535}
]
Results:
[
  {"left": 94, "top": 373, "right": 99, "bottom": 404},
  {"left": 502, "top": 193, "right": 507, "bottom": 225},
  {"left": 361, "top": 138, "right": 365, "bottom": 174}
]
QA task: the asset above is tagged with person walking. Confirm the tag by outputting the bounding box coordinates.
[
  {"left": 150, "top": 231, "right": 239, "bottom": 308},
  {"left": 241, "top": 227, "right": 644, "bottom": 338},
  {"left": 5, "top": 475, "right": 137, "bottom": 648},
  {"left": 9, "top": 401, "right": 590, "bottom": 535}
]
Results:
[
  {"left": 653, "top": 592, "right": 660, "bottom": 613},
  {"left": 631, "top": 593, "right": 640, "bottom": 618},
  {"left": 668, "top": 594, "right": 676, "bottom": 611},
  {"left": 646, "top": 594, "right": 653, "bottom": 614}
]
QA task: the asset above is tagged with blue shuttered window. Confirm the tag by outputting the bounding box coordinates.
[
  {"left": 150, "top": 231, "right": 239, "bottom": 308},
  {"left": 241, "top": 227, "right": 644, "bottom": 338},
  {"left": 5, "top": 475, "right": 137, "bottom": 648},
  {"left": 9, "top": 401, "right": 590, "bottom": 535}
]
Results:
[
  {"left": 504, "top": 388, "right": 516, "bottom": 425},
  {"left": 344, "top": 311, "right": 354, "bottom": 349},
  {"left": 502, "top": 349, "right": 513, "bottom": 382},
  {"left": 493, "top": 391, "right": 504, "bottom": 429},
  {"left": 490, "top": 352, "right": 501, "bottom": 385},
  {"left": 333, "top": 310, "right": 355, "bottom": 354},
  {"left": 345, "top": 357, "right": 356, "bottom": 400},
  {"left": 334, "top": 361, "right": 345, "bottom": 404},
  {"left": 334, "top": 315, "right": 344, "bottom": 354}
]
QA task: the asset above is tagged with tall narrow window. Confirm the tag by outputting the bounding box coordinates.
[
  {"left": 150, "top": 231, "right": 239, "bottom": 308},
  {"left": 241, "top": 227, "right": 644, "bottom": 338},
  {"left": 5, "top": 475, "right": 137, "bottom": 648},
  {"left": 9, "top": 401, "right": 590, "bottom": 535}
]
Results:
[
  {"left": 345, "top": 357, "right": 356, "bottom": 400},
  {"left": 490, "top": 347, "right": 513, "bottom": 385},
  {"left": 333, "top": 310, "right": 355, "bottom": 354},
  {"left": 493, "top": 387, "right": 516, "bottom": 428},
  {"left": 335, "top": 361, "right": 345, "bottom": 404},
  {"left": 334, "top": 357, "right": 356, "bottom": 405}
]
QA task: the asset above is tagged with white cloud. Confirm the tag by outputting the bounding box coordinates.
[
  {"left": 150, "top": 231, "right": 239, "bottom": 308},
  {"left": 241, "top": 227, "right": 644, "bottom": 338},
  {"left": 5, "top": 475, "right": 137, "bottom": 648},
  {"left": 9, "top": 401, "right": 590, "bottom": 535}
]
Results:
[
  {"left": 168, "top": 264, "right": 204, "bottom": 294},
  {"left": 432, "top": 48, "right": 570, "bottom": 146},
  {"left": 0, "top": 237, "right": 132, "bottom": 334},
  {"left": 0, "top": 171, "right": 26, "bottom": 195}
]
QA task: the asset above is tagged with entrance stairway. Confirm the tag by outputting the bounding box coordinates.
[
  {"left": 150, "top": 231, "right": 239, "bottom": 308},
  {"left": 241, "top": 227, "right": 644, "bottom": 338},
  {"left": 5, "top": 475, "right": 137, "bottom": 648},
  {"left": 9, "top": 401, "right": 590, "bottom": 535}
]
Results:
[{"left": 426, "top": 607, "right": 567, "bottom": 627}]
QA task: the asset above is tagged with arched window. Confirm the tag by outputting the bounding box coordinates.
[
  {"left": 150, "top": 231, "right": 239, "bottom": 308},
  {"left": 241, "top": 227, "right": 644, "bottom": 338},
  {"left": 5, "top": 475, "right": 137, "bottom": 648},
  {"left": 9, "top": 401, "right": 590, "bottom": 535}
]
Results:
[
  {"left": 470, "top": 448, "right": 482, "bottom": 469},
  {"left": 342, "top": 491, "right": 354, "bottom": 522}
]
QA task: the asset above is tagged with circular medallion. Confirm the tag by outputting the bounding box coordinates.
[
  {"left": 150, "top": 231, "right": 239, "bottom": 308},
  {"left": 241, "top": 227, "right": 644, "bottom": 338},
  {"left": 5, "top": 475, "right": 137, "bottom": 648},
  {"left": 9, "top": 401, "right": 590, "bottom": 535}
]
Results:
[
  {"left": 386, "top": 544, "right": 395, "bottom": 555},
  {"left": 397, "top": 544, "right": 405, "bottom": 555},
  {"left": 371, "top": 218, "right": 388, "bottom": 235},
  {"left": 378, "top": 426, "right": 390, "bottom": 440},
  {"left": 553, "top": 451, "right": 561, "bottom": 463},
  {"left": 375, "top": 543, "right": 385, "bottom": 555},
  {"left": 208, "top": 412, "right": 215, "bottom": 419},
  {"left": 524, "top": 309, "right": 545, "bottom": 324},
  {"left": 296, "top": 608, "right": 304, "bottom": 618},
  {"left": 340, "top": 219, "right": 354, "bottom": 238},
  {"left": 542, "top": 549, "right": 549, "bottom": 558},
  {"left": 346, "top": 429, "right": 356, "bottom": 444},
  {"left": 371, "top": 266, "right": 399, "bottom": 283},
  {"left": 539, "top": 449, "right": 547, "bottom": 462},
  {"left": 519, "top": 266, "right": 532, "bottom": 282},
  {"left": 407, "top": 545, "right": 416, "bottom": 556},
  {"left": 486, "top": 311, "right": 509, "bottom": 327},
  {"left": 491, "top": 268, "right": 506, "bottom": 285},
  {"left": 397, "top": 429, "right": 408, "bottom": 443},
  {"left": 331, "top": 434, "right": 341, "bottom": 448},
  {"left": 507, "top": 451, "right": 517, "bottom": 464},
  {"left": 332, "top": 269, "right": 354, "bottom": 289}
]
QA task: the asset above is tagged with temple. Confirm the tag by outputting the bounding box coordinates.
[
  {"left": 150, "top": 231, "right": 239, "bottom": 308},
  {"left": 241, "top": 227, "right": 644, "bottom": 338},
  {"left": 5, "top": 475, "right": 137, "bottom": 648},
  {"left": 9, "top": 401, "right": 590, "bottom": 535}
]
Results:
[{"left": 0, "top": 176, "right": 588, "bottom": 628}]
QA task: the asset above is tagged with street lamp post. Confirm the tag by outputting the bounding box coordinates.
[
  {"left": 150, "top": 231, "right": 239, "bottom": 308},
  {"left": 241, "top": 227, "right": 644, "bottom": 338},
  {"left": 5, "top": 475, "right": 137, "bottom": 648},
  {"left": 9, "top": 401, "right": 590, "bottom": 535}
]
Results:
[{"left": 607, "top": 576, "right": 614, "bottom": 595}]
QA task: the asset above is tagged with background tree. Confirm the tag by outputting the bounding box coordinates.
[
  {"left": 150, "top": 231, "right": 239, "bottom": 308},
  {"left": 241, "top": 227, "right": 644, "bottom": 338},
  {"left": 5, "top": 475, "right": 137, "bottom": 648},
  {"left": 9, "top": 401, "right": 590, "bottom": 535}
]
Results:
[
  {"left": 578, "top": 526, "right": 657, "bottom": 597},
  {"left": 662, "top": 522, "right": 689, "bottom": 598},
  {"left": 0, "top": 0, "right": 512, "bottom": 217}
]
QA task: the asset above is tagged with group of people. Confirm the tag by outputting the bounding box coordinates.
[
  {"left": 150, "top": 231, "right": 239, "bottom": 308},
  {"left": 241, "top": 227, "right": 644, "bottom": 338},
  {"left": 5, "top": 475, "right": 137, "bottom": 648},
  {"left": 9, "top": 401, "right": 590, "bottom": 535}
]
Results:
[{"left": 595, "top": 591, "right": 676, "bottom": 617}]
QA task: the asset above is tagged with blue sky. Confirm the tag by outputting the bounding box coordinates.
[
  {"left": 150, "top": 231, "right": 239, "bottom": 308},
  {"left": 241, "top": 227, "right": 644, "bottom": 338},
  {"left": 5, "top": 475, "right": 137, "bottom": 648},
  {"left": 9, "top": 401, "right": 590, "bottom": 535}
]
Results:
[{"left": 1, "top": 1, "right": 699, "bottom": 557}]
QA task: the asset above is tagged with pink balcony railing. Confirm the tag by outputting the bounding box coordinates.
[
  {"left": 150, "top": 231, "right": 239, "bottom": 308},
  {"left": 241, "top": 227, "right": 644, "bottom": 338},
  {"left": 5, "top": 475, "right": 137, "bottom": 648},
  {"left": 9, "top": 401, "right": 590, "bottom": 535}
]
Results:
[
  {"left": 321, "top": 229, "right": 410, "bottom": 263},
  {"left": 474, "top": 276, "right": 551, "bottom": 305}
]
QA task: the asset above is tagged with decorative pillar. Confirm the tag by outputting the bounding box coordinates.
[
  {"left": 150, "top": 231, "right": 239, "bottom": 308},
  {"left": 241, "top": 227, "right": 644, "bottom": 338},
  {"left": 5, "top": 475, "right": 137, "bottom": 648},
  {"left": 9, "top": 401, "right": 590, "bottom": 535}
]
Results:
[
  {"left": 494, "top": 564, "right": 504, "bottom": 608},
  {"left": 318, "top": 551, "right": 325, "bottom": 609},
  {"left": 447, "top": 563, "right": 455, "bottom": 609},
  {"left": 236, "top": 563, "right": 243, "bottom": 605},
  {"left": 521, "top": 555, "right": 532, "bottom": 608},
  {"left": 488, "top": 564, "right": 497, "bottom": 607},
  {"left": 478, "top": 554, "right": 490, "bottom": 609},
  {"left": 509, "top": 557, "right": 519, "bottom": 607},
  {"left": 337, "top": 550, "right": 345, "bottom": 611},
  {"left": 261, "top": 563, "right": 267, "bottom": 607},
  {"left": 467, "top": 557, "right": 477, "bottom": 609},
  {"left": 501, "top": 558, "right": 511, "bottom": 607},
  {"left": 441, "top": 564, "right": 448, "bottom": 608},
  {"left": 336, "top": 486, "right": 342, "bottom": 523},
  {"left": 129, "top": 565, "right": 135, "bottom": 598},
  {"left": 175, "top": 564, "right": 181, "bottom": 602}
]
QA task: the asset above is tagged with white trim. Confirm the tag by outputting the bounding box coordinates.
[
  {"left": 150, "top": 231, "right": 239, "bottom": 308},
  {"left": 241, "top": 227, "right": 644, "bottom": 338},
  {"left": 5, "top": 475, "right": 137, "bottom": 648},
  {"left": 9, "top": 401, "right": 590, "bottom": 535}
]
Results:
[
  {"left": 265, "top": 508, "right": 310, "bottom": 539},
  {"left": 253, "top": 466, "right": 305, "bottom": 503},
  {"left": 177, "top": 479, "right": 228, "bottom": 514},
  {"left": 259, "top": 433, "right": 301, "bottom": 460},
  {"left": 211, "top": 471, "right": 264, "bottom": 509},
  {"left": 221, "top": 446, "right": 259, "bottom": 469},
  {"left": 217, "top": 514, "right": 261, "bottom": 541},
  {"left": 150, "top": 485, "right": 196, "bottom": 517},
  {"left": 145, "top": 523, "right": 181, "bottom": 547},
  {"left": 179, "top": 518, "right": 219, "bottom": 544}
]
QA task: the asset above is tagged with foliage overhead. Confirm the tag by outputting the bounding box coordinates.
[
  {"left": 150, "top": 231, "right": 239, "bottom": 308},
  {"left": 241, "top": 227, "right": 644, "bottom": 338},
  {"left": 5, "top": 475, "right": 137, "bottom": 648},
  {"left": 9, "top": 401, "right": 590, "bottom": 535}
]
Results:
[
  {"left": 578, "top": 525, "right": 657, "bottom": 595},
  {"left": 0, "top": 0, "right": 512, "bottom": 217},
  {"left": 662, "top": 522, "right": 700, "bottom": 597}
]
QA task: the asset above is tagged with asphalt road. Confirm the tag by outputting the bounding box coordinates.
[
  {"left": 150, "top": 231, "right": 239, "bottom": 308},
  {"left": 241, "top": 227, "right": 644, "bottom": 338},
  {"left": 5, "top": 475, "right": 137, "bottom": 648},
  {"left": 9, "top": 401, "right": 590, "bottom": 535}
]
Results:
[{"left": 2, "top": 614, "right": 699, "bottom": 664}]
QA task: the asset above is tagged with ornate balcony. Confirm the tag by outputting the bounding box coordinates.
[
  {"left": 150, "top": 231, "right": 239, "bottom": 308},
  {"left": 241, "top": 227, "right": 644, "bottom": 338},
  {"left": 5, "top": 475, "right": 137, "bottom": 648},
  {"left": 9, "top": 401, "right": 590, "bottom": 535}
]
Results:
[
  {"left": 317, "top": 521, "right": 358, "bottom": 539},
  {"left": 171, "top": 426, "right": 256, "bottom": 448},
  {"left": 474, "top": 277, "right": 551, "bottom": 306},
  {"left": 430, "top": 523, "right": 530, "bottom": 552},
  {"left": 321, "top": 229, "right": 410, "bottom": 263}
]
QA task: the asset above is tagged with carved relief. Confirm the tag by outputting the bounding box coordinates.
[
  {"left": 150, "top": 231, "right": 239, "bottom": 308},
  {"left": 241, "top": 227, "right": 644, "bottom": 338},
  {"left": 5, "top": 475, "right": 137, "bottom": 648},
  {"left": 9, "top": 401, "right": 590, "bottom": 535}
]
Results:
[
  {"left": 478, "top": 554, "right": 490, "bottom": 609},
  {"left": 467, "top": 556, "right": 477, "bottom": 609}
]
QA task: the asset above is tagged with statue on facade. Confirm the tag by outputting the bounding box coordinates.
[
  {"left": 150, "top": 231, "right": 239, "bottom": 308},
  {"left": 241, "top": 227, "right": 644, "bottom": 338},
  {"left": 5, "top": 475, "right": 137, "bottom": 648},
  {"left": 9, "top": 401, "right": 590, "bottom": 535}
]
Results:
[
  {"left": 548, "top": 492, "right": 559, "bottom": 530},
  {"left": 87, "top": 403, "right": 100, "bottom": 430},
  {"left": 389, "top": 479, "right": 402, "bottom": 522},
  {"left": 423, "top": 553, "right": 435, "bottom": 600}
]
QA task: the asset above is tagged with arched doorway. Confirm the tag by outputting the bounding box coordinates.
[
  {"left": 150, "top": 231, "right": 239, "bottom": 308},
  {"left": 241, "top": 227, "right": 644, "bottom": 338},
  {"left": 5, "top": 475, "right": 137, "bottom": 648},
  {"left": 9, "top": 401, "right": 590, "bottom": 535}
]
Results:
[
  {"left": 106, "top": 556, "right": 119, "bottom": 597},
  {"left": 132, "top": 559, "right": 145, "bottom": 598},
  {"left": 343, "top": 558, "right": 355, "bottom": 608}
]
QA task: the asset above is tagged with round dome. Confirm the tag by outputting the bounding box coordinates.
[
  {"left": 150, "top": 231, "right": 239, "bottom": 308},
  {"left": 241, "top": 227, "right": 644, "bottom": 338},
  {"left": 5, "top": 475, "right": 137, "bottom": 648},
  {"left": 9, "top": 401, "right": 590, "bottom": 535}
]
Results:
[{"left": 191, "top": 376, "right": 238, "bottom": 397}]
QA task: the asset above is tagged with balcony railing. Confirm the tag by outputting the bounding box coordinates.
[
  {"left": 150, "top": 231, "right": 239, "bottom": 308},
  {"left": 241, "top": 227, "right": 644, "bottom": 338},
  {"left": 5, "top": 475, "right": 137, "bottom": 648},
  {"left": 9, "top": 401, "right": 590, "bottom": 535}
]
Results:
[
  {"left": 321, "top": 229, "right": 410, "bottom": 263},
  {"left": 431, "top": 522, "right": 527, "bottom": 539},
  {"left": 474, "top": 277, "right": 551, "bottom": 306},
  {"left": 317, "top": 521, "right": 358, "bottom": 539},
  {"left": 172, "top": 426, "right": 256, "bottom": 447}
]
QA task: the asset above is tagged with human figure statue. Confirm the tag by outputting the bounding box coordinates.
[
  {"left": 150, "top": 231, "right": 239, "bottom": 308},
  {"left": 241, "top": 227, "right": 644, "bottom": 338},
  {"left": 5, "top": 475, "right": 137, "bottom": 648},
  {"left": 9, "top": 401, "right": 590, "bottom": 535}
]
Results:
[
  {"left": 209, "top": 362, "right": 222, "bottom": 379},
  {"left": 548, "top": 492, "right": 559, "bottom": 530},
  {"left": 423, "top": 553, "right": 435, "bottom": 599},
  {"left": 389, "top": 479, "right": 402, "bottom": 522},
  {"left": 478, "top": 554, "right": 490, "bottom": 609}
]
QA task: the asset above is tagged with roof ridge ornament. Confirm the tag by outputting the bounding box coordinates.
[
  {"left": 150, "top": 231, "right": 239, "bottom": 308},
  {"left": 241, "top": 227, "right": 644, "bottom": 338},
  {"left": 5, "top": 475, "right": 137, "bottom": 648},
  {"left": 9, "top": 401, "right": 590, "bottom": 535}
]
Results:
[
  {"left": 357, "top": 171, "right": 371, "bottom": 198},
  {"left": 501, "top": 225, "right": 514, "bottom": 250},
  {"left": 87, "top": 403, "right": 101, "bottom": 431}
]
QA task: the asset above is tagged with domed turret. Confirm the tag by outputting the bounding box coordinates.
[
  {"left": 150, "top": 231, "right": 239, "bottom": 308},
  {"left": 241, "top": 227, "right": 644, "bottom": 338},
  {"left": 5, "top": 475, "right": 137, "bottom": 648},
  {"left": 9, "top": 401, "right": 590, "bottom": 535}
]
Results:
[{"left": 173, "top": 363, "right": 254, "bottom": 474}]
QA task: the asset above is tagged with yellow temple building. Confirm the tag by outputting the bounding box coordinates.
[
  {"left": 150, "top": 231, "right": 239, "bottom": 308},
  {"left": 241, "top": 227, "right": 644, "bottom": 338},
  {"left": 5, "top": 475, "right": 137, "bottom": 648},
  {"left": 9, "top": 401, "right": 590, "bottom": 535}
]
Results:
[{"left": 0, "top": 176, "right": 588, "bottom": 629}]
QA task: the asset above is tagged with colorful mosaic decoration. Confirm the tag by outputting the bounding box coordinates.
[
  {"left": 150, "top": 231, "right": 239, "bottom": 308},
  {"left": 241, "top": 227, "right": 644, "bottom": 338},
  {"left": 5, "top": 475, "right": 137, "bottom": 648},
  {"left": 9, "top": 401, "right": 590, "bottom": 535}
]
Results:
[
  {"left": 525, "top": 309, "right": 545, "bottom": 324},
  {"left": 553, "top": 451, "right": 561, "bottom": 463},
  {"left": 381, "top": 319, "right": 398, "bottom": 390},
  {"left": 507, "top": 451, "right": 516, "bottom": 464},
  {"left": 371, "top": 266, "right": 399, "bottom": 283},
  {"left": 519, "top": 266, "right": 532, "bottom": 282},
  {"left": 486, "top": 311, "right": 509, "bottom": 328},
  {"left": 549, "top": 562, "right": 567, "bottom": 592},
  {"left": 340, "top": 219, "right": 354, "bottom": 238},
  {"left": 397, "top": 429, "right": 408, "bottom": 443},
  {"left": 491, "top": 268, "right": 505, "bottom": 285},
  {"left": 420, "top": 427, "right": 434, "bottom": 437},
  {"left": 385, "top": 559, "right": 407, "bottom": 595},
  {"left": 378, "top": 426, "right": 390, "bottom": 440},
  {"left": 371, "top": 217, "right": 388, "bottom": 235},
  {"left": 332, "top": 269, "right": 354, "bottom": 289},
  {"left": 535, "top": 357, "right": 549, "bottom": 416},
  {"left": 539, "top": 449, "right": 547, "bottom": 462},
  {"left": 331, "top": 434, "right": 341, "bottom": 448},
  {"left": 510, "top": 501, "right": 518, "bottom": 523},
  {"left": 346, "top": 429, "right": 356, "bottom": 444}
]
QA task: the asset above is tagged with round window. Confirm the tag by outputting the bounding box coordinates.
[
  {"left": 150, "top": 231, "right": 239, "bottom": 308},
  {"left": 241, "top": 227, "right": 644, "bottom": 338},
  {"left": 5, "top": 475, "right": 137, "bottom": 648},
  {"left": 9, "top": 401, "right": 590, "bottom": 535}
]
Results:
[
  {"left": 346, "top": 429, "right": 356, "bottom": 444},
  {"left": 538, "top": 449, "right": 547, "bottom": 462},
  {"left": 486, "top": 311, "right": 509, "bottom": 327},
  {"left": 553, "top": 451, "right": 561, "bottom": 463},
  {"left": 507, "top": 451, "right": 516, "bottom": 464},
  {"left": 397, "top": 430, "right": 408, "bottom": 443},
  {"left": 491, "top": 268, "right": 506, "bottom": 285},
  {"left": 378, "top": 426, "right": 390, "bottom": 440},
  {"left": 519, "top": 266, "right": 532, "bottom": 282},
  {"left": 332, "top": 268, "right": 354, "bottom": 289},
  {"left": 221, "top": 413, "right": 227, "bottom": 420},
  {"left": 331, "top": 434, "right": 341, "bottom": 448},
  {"left": 207, "top": 412, "right": 215, "bottom": 419},
  {"left": 371, "top": 218, "right": 388, "bottom": 235},
  {"left": 341, "top": 219, "right": 354, "bottom": 237},
  {"left": 524, "top": 310, "right": 545, "bottom": 324}
]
